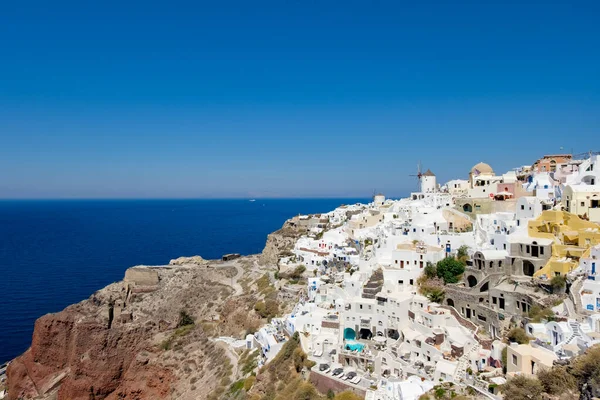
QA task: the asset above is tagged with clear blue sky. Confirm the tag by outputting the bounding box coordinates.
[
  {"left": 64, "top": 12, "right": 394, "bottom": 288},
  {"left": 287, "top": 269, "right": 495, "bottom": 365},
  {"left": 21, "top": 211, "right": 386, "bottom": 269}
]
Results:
[{"left": 1, "top": 1, "right": 599, "bottom": 199}]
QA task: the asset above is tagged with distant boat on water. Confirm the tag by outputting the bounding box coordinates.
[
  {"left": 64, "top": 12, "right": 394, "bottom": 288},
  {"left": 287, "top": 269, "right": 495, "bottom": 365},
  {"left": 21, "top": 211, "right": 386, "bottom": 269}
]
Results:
[{"left": 249, "top": 199, "right": 256, "bottom": 202}]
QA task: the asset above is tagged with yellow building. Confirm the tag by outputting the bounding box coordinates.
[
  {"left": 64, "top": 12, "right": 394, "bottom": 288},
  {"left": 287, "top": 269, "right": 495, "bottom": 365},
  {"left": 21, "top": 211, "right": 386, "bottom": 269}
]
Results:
[{"left": 527, "top": 210, "right": 600, "bottom": 278}]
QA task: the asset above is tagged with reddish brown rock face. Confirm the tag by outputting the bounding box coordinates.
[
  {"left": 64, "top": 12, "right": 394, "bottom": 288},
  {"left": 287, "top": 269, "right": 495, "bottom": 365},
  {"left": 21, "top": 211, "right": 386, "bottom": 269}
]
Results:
[
  {"left": 6, "top": 258, "right": 268, "bottom": 400},
  {"left": 7, "top": 305, "right": 172, "bottom": 400}
]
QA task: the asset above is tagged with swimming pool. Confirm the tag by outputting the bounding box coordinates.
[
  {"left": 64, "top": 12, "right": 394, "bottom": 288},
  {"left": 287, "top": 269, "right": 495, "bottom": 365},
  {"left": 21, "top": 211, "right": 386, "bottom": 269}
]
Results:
[{"left": 344, "top": 340, "right": 365, "bottom": 352}]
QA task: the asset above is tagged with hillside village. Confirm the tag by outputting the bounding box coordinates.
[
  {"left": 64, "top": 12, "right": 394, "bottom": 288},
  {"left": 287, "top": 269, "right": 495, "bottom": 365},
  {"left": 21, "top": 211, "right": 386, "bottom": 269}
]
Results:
[
  {"left": 5, "top": 153, "right": 600, "bottom": 400},
  {"left": 249, "top": 152, "right": 600, "bottom": 399}
]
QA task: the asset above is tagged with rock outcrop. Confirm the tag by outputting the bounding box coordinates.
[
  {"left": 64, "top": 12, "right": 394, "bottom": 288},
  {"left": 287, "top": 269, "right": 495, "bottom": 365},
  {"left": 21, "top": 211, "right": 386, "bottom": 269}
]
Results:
[
  {"left": 6, "top": 256, "right": 270, "bottom": 400},
  {"left": 259, "top": 218, "right": 306, "bottom": 266},
  {"left": 168, "top": 255, "right": 207, "bottom": 266},
  {"left": 7, "top": 292, "right": 169, "bottom": 400}
]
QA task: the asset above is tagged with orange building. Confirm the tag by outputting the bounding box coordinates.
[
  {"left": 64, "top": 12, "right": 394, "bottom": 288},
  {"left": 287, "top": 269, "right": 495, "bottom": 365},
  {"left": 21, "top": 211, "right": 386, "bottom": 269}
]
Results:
[{"left": 531, "top": 154, "right": 572, "bottom": 173}]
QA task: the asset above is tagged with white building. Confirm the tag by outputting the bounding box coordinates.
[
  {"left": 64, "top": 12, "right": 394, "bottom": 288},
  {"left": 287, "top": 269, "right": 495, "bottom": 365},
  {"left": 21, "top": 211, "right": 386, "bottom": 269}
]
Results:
[
  {"left": 421, "top": 170, "right": 437, "bottom": 193},
  {"left": 579, "top": 244, "right": 600, "bottom": 311},
  {"left": 563, "top": 185, "right": 600, "bottom": 223}
]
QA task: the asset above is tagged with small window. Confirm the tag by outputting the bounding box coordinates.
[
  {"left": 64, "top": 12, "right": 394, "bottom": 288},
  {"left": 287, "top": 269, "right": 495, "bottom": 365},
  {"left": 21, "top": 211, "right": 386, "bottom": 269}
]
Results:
[
  {"left": 540, "top": 247, "right": 544, "bottom": 255},
  {"left": 410, "top": 279, "right": 414, "bottom": 285},
  {"left": 521, "top": 205, "right": 525, "bottom": 210},
  {"left": 581, "top": 201, "right": 586, "bottom": 207},
  {"left": 360, "top": 305, "right": 363, "bottom": 309},
  {"left": 512, "top": 354, "right": 518, "bottom": 365}
]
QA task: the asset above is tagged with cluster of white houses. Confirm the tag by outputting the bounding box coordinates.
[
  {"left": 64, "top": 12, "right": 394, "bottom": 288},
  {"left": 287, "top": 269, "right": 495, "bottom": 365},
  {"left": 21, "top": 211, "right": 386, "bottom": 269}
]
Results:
[{"left": 270, "top": 152, "right": 600, "bottom": 399}]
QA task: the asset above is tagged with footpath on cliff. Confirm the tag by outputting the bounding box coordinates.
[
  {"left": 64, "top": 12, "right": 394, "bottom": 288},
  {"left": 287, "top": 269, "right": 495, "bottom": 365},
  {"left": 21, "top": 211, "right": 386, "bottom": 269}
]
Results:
[{"left": 5, "top": 218, "right": 305, "bottom": 400}]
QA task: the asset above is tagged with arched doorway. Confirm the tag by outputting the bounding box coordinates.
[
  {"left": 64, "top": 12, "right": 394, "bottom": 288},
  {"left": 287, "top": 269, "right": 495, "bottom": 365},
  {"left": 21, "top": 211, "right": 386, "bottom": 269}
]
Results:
[
  {"left": 463, "top": 203, "right": 473, "bottom": 213},
  {"left": 359, "top": 328, "right": 373, "bottom": 340},
  {"left": 387, "top": 329, "right": 400, "bottom": 340},
  {"left": 343, "top": 328, "right": 356, "bottom": 340},
  {"left": 467, "top": 275, "right": 478, "bottom": 287},
  {"left": 446, "top": 299, "right": 455, "bottom": 307},
  {"left": 523, "top": 260, "right": 535, "bottom": 277}
]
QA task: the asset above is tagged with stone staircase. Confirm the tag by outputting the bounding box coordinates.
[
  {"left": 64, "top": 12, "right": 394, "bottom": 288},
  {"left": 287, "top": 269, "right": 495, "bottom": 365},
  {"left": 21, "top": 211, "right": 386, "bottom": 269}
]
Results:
[
  {"left": 564, "top": 320, "right": 583, "bottom": 345},
  {"left": 453, "top": 344, "right": 481, "bottom": 382},
  {"left": 569, "top": 276, "right": 587, "bottom": 318},
  {"left": 362, "top": 269, "right": 384, "bottom": 299}
]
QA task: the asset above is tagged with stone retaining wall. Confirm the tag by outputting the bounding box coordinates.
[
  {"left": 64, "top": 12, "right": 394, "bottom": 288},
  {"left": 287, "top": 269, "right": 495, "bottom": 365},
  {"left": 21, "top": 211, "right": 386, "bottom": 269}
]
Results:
[{"left": 309, "top": 371, "right": 367, "bottom": 397}]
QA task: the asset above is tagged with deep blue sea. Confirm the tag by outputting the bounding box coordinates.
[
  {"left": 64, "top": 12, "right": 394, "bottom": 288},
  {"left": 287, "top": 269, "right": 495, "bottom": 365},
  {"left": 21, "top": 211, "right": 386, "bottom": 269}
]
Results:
[{"left": 0, "top": 198, "right": 368, "bottom": 362}]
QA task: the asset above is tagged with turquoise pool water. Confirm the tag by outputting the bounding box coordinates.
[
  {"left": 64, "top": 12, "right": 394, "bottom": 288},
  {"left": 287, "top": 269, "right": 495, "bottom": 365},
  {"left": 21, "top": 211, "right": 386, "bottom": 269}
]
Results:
[{"left": 344, "top": 340, "right": 365, "bottom": 352}]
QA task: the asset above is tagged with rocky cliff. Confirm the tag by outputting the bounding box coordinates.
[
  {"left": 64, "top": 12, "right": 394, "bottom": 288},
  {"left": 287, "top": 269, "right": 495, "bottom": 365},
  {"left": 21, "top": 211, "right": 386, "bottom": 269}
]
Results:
[
  {"left": 6, "top": 256, "right": 273, "bottom": 400},
  {"left": 259, "top": 217, "right": 307, "bottom": 266}
]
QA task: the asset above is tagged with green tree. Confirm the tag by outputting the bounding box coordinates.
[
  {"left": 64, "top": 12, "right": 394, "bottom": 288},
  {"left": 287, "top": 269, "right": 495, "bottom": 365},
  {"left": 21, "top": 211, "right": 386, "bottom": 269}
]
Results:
[
  {"left": 456, "top": 245, "right": 470, "bottom": 265},
  {"left": 501, "top": 347, "right": 508, "bottom": 374},
  {"left": 426, "top": 287, "right": 445, "bottom": 304},
  {"left": 424, "top": 262, "right": 437, "bottom": 279},
  {"left": 436, "top": 257, "right": 465, "bottom": 284},
  {"left": 502, "top": 375, "right": 543, "bottom": 400}
]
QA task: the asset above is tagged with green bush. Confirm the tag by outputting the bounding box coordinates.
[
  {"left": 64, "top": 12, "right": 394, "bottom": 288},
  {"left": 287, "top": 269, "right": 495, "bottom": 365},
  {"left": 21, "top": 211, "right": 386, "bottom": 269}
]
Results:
[
  {"left": 424, "top": 262, "right": 437, "bottom": 279},
  {"left": 177, "top": 310, "right": 195, "bottom": 327},
  {"left": 290, "top": 265, "right": 306, "bottom": 280},
  {"left": 254, "top": 299, "right": 279, "bottom": 320},
  {"left": 229, "top": 379, "right": 245, "bottom": 394},
  {"left": 425, "top": 287, "right": 445, "bottom": 303},
  {"left": 507, "top": 327, "right": 531, "bottom": 344},
  {"left": 457, "top": 245, "right": 469, "bottom": 260},
  {"left": 244, "top": 376, "right": 256, "bottom": 391},
  {"left": 434, "top": 386, "right": 446, "bottom": 399},
  {"left": 436, "top": 258, "right": 465, "bottom": 284},
  {"left": 550, "top": 275, "right": 567, "bottom": 292},
  {"left": 528, "top": 305, "right": 555, "bottom": 322}
]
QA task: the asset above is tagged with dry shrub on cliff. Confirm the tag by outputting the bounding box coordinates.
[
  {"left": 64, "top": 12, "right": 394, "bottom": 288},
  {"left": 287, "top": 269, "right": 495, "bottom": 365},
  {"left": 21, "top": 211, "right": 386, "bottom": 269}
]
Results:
[
  {"left": 537, "top": 366, "right": 577, "bottom": 396},
  {"left": 256, "top": 274, "right": 272, "bottom": 293},
  {"left": 570, "top": 345, "right": 600, "bottom": 395},
  {"left": 254, "top": 299, "right": 279, "bottom": 320},
  {"left": 501, "top": 375, "right": 544, "bottom": 400},
  {"left": 333, "top": 392, "right": 364, "bottom": 400},
  {"left": 507, "top": 327, "right": 531, "bottom": 344}
]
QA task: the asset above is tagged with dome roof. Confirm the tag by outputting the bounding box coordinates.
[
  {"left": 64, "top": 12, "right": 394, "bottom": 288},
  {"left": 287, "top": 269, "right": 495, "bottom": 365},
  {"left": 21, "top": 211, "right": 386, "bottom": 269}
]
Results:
[{"left": 471, "top": 162, "right": 494, "bottom": 175}]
